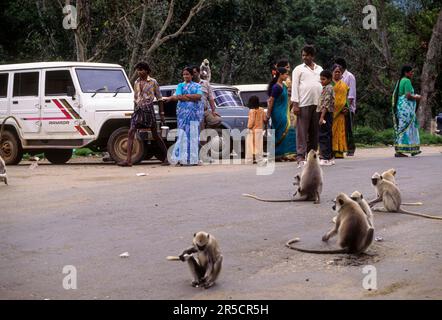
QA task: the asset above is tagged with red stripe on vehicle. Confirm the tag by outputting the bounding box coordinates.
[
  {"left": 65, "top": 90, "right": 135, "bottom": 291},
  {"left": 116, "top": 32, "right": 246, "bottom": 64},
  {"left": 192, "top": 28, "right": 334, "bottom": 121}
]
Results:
[
  {"left": 52, "top": 99, "right": 72, "bottom": 119},
  {"left": 75, "top": 126, "right": 87, "bottom": 136},
  {"left": 24, "top": 117, "right": 70, "bottom": 121}
]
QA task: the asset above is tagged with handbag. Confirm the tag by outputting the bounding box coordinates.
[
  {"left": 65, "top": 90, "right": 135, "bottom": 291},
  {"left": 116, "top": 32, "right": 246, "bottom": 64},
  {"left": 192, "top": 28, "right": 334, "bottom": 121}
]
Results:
[{"left": 204, "top": 110, "right": 222, "bottom": 128}]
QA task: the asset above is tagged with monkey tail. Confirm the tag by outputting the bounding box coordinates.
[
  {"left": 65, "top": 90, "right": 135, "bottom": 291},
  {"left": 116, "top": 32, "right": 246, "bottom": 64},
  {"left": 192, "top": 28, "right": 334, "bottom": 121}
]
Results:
[
  {"left": 398, "top": 208, "right": 442, "bottom": 220},
  {"left": 285, "top": 238, "right": 348, "bottom": 254},
  {"left": 166, "top": 256, "right": 181, "bottom": 261},
  {"left": 1, "top": 116, "right": 21, "bottom": 142},
  {"left": 402, "top": 202, "right": 423, "bottom": 206},
  {"left": 242, "top": 193, "right": 294, "bottom": 203}
]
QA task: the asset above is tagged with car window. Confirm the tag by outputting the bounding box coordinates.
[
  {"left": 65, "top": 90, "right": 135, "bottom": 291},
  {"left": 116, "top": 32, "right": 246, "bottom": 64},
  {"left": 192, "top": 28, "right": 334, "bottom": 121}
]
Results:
[
  {"left": 240, "top": 91, "right": 268, "bottom": 108},
  {"left": 45, "top": 70, "right": 74, "bottom": 96},
  {"left": 160, "top": 89, "right": 175, "bottom": 98},
  {"left": 214, "top": 89, "right": 243, "bottom": 107},
  {"left": 160, "top": 89, "right": 177, "bottom": 118},
  {"left": 75, "top": 68, "right": 131, "bottom": 93},
  {"left": 0, "top": 73, "right": 8, "bottom": 98},
  {"left": 13, "top": 72, "right": 39, "bottom": 97}
]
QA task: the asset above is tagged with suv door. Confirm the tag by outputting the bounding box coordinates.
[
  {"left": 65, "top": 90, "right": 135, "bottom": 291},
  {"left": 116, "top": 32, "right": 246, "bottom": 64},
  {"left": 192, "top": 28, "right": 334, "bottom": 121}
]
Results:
[
  {"left": 0, "top": 73, "right": 9, "bottom": 117},
  {"left": 42, "top": 69, "right": 82, "bottom": 134},
  {"left": 11, "top": 71, "right": 42, "bottom": 133}
]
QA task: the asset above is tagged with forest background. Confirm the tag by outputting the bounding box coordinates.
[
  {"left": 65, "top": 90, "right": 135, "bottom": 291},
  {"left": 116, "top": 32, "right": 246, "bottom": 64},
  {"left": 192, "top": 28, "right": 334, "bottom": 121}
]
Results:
[{"left": 0, "top": 0, "right": 440, "bottom": 132}]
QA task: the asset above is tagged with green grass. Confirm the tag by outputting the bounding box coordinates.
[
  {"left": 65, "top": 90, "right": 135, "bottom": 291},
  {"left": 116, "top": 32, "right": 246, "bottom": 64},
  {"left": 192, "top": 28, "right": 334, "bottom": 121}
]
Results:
[
  {"left": 73, "top": 148, "right": 97, "bottom": 157},
  {"left": 354, "top": 127, "right": 442, "bottom": 146}
]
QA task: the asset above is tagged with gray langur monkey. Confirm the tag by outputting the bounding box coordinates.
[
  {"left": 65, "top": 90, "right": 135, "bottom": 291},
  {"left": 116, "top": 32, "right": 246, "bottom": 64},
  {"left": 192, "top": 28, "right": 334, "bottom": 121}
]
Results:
[
  {"left": 350, "top": 191, "right": 374, "bottom": 228},
  {"left": 243, "top": 150, "right": 323, "bottom": 204},
  {"left": 332, "top": 190, "right": 374, "bottom": 225},
  {"left": 0, "top": 155, "right": 7, "bottom": 185},
  {"left": 369, "top": 173, "right": 442, "bottom": 220},
  {"left": 286, "top": 193, "right": 374, "bottom": 254},
  {"left": 380, "top": 168, "right": 422, "bottom": 206},
  {"left": 179, "top": 231, "right": 223, "bottom": 289},
  {"left": 200, "top": 59, "right": 211, "bottom": 82},
  {"left": 381, "top": 168, "right": 396, "bottom": 184}
]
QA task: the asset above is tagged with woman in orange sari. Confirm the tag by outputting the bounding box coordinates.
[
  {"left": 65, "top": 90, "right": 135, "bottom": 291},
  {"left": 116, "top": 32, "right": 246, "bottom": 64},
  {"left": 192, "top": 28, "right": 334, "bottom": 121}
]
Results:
[{"left": 332, "top": 65, "right": 349, "bottom": 159}]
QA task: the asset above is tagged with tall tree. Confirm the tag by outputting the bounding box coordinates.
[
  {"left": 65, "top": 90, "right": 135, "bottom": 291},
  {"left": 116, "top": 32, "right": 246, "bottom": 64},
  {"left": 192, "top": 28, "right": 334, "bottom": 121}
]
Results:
[{"left": 418, "top": 9, "right": 442, "bottom": 131}]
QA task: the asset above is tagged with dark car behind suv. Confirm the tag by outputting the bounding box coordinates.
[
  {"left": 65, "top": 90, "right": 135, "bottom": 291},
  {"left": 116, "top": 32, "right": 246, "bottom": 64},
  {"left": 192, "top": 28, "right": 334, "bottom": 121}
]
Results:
[{"left": 142, "top": 83, "right": 249, "bottom": 160}]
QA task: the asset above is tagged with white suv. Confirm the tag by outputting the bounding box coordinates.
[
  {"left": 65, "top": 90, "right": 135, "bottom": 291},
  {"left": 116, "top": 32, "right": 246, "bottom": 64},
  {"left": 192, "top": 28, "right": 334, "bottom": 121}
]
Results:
[{"left": 0, "top": 62, "right": 146, "bottom": 164}]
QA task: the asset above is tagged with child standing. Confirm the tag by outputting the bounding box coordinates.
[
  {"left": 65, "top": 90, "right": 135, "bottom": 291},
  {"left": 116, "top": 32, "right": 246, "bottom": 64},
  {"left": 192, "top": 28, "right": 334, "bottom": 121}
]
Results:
[
  {"left": 317, "top": 70, "right": 335, "bottom": 166},
  {"left": 245, "top": 96, "right": 266, "bottom": 164}
]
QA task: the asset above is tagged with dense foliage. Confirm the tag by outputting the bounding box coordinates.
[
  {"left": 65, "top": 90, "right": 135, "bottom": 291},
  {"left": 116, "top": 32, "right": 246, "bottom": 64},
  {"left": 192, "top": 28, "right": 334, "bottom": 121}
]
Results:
[{"left": 0, "top": 0, "right": 440, "bottom": 129}]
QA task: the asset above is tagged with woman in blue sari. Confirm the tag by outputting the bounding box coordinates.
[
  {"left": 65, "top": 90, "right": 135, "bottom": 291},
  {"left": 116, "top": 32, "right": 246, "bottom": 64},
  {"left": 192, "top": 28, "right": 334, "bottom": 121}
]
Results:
[
  {"left": 265, "top": 67, "right": 297, "bottom": 161},
  {"left": 164, "top": 67, "right": 203, "bottom": 165},
  {"left": 392, "top": 65, "right": 422, "bottom": 157}
]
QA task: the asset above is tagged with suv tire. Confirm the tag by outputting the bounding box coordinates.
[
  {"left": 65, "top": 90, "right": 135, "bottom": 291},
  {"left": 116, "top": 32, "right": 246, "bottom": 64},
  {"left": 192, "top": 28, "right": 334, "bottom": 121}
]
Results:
[
  {"left": 107, "top": 127, "right": 145, "bottom": 164},
  {"left": 0, "top": 130, "right": 23, "bottom": 165}
]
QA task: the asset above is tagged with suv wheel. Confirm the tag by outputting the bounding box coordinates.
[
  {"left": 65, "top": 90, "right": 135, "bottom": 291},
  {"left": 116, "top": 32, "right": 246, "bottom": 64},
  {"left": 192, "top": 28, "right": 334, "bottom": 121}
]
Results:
[
  {"left": 45, "top": 149, "right": 73, "bottom": 164},
  {"left": 0, "top": 130, "right": 23, "bottom": 165},
  {"left": 107, "top": 127, "right": 145, "bottom": 164}
]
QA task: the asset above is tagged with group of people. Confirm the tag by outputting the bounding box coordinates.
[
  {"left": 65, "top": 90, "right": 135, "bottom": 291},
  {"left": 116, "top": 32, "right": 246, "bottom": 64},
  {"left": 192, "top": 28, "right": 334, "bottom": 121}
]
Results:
[
  {"left": 120, "top": 45, "right": 422, "bottom": 167},
  {"left": 118, "top": 62, "right": 218, "bottom": 167},
  {"left": 246, "top": 45, "right": 357, "bottom": 165},
  {"left": 246, "top": 44, "right": 422, "bottom": 166}
]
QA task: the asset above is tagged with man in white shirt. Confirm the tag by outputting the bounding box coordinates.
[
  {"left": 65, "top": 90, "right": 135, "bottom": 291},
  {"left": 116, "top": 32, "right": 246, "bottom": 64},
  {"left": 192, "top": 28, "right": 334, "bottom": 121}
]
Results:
[
  {"left": 291, "top": 45, "right": 323, "bottom": 163},
  {"left": 335, "top": 58, "right": 356, "bottom": 156}
]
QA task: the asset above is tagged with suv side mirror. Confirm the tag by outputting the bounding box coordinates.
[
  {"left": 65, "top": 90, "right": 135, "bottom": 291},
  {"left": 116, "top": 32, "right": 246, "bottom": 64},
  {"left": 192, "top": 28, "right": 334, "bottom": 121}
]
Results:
[{"left": 67, "top": 86, "right": 76, "bottom": 99}]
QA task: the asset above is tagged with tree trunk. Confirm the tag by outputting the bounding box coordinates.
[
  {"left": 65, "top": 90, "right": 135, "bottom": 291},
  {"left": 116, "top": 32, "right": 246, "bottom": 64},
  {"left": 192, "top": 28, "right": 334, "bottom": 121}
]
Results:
[
  {"left": 74, "top": 0, "right": 91, "bottom": 62},
  {"left": 128, "top": 3, "right": 149, "bottom": 79},
  {"left": 418, "top": 9, "right": 442, "bottom": 131}
]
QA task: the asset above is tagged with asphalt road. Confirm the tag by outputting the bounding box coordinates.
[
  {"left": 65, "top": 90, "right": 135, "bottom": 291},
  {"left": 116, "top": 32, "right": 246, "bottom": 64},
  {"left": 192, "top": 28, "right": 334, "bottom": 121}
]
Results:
[{"left": 1, "top": 146, "right": 442, "bottom": 300}]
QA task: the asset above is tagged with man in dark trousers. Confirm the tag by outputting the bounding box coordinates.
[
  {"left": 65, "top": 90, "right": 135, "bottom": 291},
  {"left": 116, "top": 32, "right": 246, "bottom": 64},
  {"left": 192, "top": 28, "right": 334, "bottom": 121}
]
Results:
[{"left": 291, "top": 45, "right": 323, "bottom": 164}]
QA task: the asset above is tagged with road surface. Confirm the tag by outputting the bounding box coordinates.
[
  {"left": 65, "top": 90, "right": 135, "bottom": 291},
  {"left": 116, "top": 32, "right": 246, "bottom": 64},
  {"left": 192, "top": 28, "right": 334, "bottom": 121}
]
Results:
[{"left": 1, "top": 146, "right": 441, "bottom": 299}]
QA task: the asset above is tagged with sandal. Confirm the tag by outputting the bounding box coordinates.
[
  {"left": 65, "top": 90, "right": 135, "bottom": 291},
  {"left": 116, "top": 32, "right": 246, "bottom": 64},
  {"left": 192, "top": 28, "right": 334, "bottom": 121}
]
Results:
[
  {"left": 117, "top": 161, "right": 133, "bottom": 167},
  {"left": 411, "top": 151, "right": 422, "bottom": 157},
  {"left": 394, "top": 153, "right": 408, "bottom": 158}
]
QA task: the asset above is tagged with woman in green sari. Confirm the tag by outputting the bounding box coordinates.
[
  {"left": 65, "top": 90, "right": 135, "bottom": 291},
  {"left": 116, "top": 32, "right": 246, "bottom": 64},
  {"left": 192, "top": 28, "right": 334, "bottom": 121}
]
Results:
[
  {"left": 392, "top": 65, "right": 422, "bottom": 157},
  {"left": 266, "top": 67, "right": 296, "bottom": 161}
]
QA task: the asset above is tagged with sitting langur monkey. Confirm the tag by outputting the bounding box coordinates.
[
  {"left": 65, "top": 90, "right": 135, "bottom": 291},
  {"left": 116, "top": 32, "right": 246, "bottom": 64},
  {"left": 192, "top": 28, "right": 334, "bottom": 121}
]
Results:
[
  {"left": 369, "top": 172, "right": 442, "bottom": 220},
  {"left": 380, "top": 168, "right": 422, "bottom": 206},
  {"left": 332, "top": 191, "right": 374, "bottom": 226},
  {"left": 0, "top": 155, "right": 7, "bottom": 185},
  {"left": 287, "top": 193, "right": 374, "bottom": 254},
  {"left": 381, "top": 168, "right": 396, "bottom": 184},
  {"left": 350, "top": 191, "right": 374, "bottom": 228},
  {"left": 177, "top": 231, "right": 223, "bottom": 289},
  {"left": 243, "top": 149, "right": 323, "bottom": 204}
]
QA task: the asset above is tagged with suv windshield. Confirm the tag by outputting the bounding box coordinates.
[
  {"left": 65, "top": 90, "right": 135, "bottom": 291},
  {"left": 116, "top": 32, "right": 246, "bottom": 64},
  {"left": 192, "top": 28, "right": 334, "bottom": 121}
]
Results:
[
  {"left": 76, "top": 68, "right": 131, "bottom": 94},
  {"left": 214, "top": 89, "right": 243, "bottom": 107}
]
